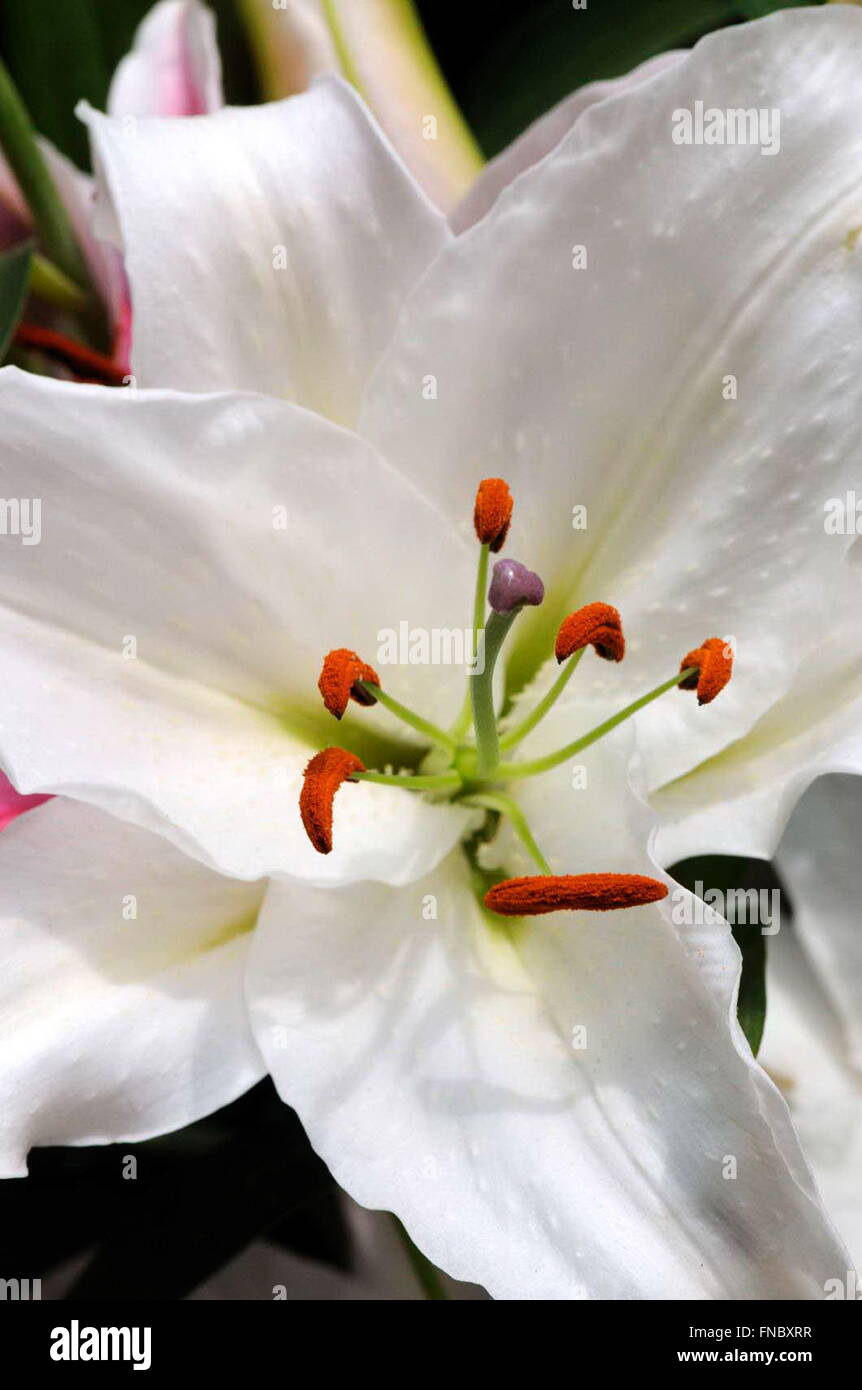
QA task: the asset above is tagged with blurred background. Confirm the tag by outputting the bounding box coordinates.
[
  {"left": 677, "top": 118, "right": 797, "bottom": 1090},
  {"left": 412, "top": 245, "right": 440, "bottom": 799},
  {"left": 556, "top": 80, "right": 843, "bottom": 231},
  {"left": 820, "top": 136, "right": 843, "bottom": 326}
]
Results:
[
  {"left": 0, "top": 0, "right": 820, "bottom": 1299},
  {"left": 0, "top": 1, "right": 812, "bottom": 172}
]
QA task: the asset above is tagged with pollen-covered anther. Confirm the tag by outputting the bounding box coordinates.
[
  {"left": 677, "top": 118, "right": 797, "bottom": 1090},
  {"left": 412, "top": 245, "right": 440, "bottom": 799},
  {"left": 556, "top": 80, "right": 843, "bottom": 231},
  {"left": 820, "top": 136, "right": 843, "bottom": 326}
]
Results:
[
  {"left": 300, "top": 747, "right": 366, "bottom": 854},
  {"left": 318, "top": 648, "right": 380, "bottom": 719},
  {"left": 555, "top": 603, "right": 624, "bottom": 663},
  {"left": 679, "top": 637, "right": 733, "bottom": 706},
  {"left": 484, "top": 872, "right": 668, "bottom": 916},
  {"left": 473, "top": 477, "right": 513, "bottom": 552}
]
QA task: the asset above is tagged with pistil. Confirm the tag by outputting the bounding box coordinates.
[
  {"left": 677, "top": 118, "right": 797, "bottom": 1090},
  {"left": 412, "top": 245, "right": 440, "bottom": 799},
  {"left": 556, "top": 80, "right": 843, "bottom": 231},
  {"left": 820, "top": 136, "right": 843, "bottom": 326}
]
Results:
[{"left": 470, "top": 559, "right": 544, "bottom": 776}]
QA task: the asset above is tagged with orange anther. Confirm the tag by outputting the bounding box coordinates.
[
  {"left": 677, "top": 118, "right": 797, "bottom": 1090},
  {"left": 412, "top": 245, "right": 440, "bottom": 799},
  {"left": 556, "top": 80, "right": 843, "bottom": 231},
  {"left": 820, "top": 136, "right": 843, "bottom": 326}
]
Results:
[
  {"left": 484, "top": 872, "right": 668, "bottom": 916},
  {"left": 555, "top": 603, "right": 624, "bottom": 663},
  {"left": 679, "top": 637, "right": 733, "bottom": 706},
  {"left": 473, "top": 477, "right": 513, "bottom": 552},
  {"left": 318, "top": 648, "right": 380, "bottom": 720},
  {"left": 299, "top": 747, "right": 366, "bottom": 854}
]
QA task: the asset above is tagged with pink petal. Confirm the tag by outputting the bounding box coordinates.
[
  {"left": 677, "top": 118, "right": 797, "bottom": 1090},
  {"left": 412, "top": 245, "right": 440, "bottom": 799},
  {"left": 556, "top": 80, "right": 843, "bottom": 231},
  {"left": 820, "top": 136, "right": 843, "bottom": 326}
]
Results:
[
  {"left": 0, "top": 771, "right": 50, "bottom": 832},
  {"left": 107, "top": 0, "right": 224, "bottom": 118}
]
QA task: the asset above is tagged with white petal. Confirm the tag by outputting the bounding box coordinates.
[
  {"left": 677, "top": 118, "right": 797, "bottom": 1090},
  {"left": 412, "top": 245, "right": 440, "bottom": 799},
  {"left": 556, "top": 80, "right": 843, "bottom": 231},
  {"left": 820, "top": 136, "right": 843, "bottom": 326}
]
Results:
[
  {"left": 361, "top": 8, "right": 862, "bottom": 783},
  {"left": 0, "top": 799, "right": 264, "bottom": 1177},
  {"left": 248, "top": 708, "right": 847, "bottom": 1298},
  {"left": 108, "top": 0, "right": 223, "bottom": 117},
  {"left": 774, "top": 775, "right": 862, "bottom": 1073},
  {"left": 759, "top": 915, "right": 862, "bottom": 1272},
  {"left": 81, "top": 78, "right": 449, "bottom": 425},
  {"left": 0, "top": 368, "right": 472, "bottom": 882},
  {"left": 451, "top": 52, "right": 686, "bottom": 233}
]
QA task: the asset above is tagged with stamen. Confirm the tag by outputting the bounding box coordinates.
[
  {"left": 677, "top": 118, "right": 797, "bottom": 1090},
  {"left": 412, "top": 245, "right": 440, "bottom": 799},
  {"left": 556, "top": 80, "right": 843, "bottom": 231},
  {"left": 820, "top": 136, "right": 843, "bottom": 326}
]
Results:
[
  {"left": 461, "top": 791, "right": 552, "bottom": 873},
  {"left": 474, "top": 477, "right": 513, "bottom": 552},
  {"left": 499, "top": 603, "right": 625, "bottom": 752},
  {"left": 484, "top": 873, "right": 669, "bottom": 916},
  {"left": 555, "top": 602, "right": 624, "bottom": 663},
  {"left": 299, "top": 747, "right": 366, "bottom": 854},
  {"left": 353, "top": 769, "right": 461, "bottom": 790},
  {"left": 488, "top": 558, "right": 545, "bottom": 614},
  {"left": 496, "top": 666, "right": 699, "bottom": 780},
  {"left": 318, "top": 648, "right": 380, "bottom": 720},
  {"left": 354, "top": 681, "right": 457, "bottom": 754},
  {"left": 679, "top": 637, "right": 733, "bottom": 705}
]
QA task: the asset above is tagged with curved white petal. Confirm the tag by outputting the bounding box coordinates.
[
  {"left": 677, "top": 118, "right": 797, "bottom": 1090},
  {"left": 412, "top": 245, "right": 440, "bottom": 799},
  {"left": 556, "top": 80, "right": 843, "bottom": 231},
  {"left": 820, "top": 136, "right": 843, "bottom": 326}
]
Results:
[
  {"left": 247, "top": 708, "right": 847, "bottom": 1298},
  {"left": 108, "top": 0, "right": 223, "bottom": 117},
  {"left": 451, "top": 51, "right": 686, "bottom": 233},
  {"left": 361, "top": 8, "right": 862, "bottom": 788},
  {"left": 773, "top": 775, "right": 862, "bottom": 1074},
  {"left": 0, "top": 799, "right": 264, "bottom": 1177},
  {"left": 81, "top": 78, "right": 449, "bottom": 424},
  {"left": 759, "top": 916, "right": 862, "bottom": 1272},
  {"left": 0, "top": 368, "right": 472, "bottom": 882}
]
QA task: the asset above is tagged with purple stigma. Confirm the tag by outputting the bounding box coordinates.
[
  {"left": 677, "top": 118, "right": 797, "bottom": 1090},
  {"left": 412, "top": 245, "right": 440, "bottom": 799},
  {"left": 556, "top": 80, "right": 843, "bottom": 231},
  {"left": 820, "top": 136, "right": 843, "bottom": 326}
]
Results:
[{"left": 488, "top": 558, "right": 545, "bottom": 614}]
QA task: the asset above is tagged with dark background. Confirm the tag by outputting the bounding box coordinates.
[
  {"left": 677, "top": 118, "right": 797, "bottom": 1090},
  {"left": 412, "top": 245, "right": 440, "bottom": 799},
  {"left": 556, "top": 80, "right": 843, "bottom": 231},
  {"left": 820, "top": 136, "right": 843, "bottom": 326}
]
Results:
[{"left": 0, "top": 1, "right": 810, "bottom": 169}]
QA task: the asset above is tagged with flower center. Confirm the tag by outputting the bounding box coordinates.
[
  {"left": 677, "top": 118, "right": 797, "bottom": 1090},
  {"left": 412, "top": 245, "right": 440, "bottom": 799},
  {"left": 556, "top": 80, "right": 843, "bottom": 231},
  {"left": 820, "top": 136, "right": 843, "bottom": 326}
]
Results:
[{"left": 300, "top": 479, "right": 733, "bottom": 919}]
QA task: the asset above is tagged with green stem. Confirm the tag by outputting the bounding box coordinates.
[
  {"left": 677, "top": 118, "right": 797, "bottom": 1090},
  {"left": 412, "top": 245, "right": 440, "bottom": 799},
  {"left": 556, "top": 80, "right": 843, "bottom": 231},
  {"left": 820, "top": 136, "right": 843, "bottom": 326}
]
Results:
[
  {"left": 451, "top": 543, "right": 489, "bottom": 738},
  {"left": 498, "top": 668, "right": 697, "bottom": 780},
  {"left": 499, "top": 649, "right": 585, "bottom": 751},
  {"left": 470, "top": 608, "right": 518, "bottom": 777},
  {"left": 353, "top": 769, "right": 461, "bottom": 791},
  {"left": 356, "top": 681, "right": 455, "bottom": 754},
  {"left": 391, "top": 1215, "right": 448, "bottom": 1300},
  {"left": 0, "top": 57, "right": 91, "bottom": 292},
  {"left": 462, "top": 792, "right": 552, "bottom": 874}
]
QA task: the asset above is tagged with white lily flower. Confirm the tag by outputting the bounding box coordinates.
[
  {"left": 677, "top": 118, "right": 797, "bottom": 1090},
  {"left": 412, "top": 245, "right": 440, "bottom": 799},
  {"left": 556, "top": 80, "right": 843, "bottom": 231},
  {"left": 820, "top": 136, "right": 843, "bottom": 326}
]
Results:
[{"left": 0, "top": 8, "right": 859, "bottom": 1298}]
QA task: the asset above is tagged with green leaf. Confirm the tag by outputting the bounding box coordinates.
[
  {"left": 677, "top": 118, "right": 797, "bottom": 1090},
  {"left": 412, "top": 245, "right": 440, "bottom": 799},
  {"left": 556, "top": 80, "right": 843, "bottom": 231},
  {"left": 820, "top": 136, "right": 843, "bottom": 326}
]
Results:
[
  {"left": 669, "top": 854, "right": 778, "bottom": 1055},
  {"left": 462, "top": 0, "right": 739, "bottom": 157},
  {"left": 0, "top": 53, "right": 91, "bottom": 288},
  {"left": 0, "top": 242, "right": 32, "bottom": 361},
  {"left": 0, "top": 0, "right": 109, "bottom": 171}
]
